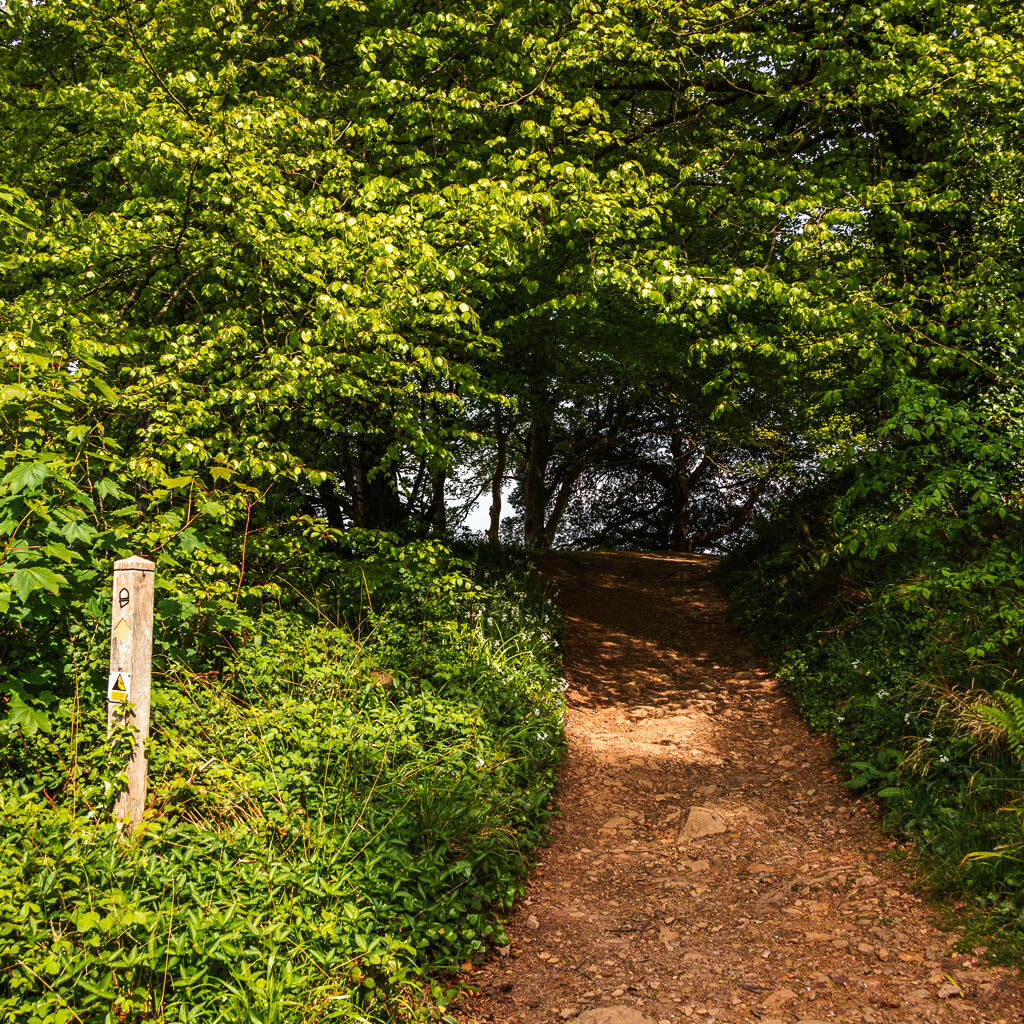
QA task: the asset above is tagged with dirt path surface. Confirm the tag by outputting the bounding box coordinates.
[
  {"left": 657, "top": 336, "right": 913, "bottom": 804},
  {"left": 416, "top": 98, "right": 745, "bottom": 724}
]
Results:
[{"left": 456, "top": 552, "right": 1024, "bottom": 1024}]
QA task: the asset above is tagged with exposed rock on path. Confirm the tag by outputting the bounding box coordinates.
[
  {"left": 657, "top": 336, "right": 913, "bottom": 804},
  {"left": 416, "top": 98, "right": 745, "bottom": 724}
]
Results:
[{"left": 456, "top": 553, "right": 1023, "bottom": 1024}]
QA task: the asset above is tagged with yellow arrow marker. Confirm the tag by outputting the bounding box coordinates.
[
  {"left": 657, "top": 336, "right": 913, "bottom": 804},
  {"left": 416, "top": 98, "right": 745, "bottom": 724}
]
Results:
[{"left": 113, "top": 617, "right": 131, "bottom": 641}]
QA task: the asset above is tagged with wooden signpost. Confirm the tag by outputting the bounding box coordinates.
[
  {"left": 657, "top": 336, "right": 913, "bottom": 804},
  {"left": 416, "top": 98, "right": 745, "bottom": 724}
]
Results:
[{"left": 107, "top": 555, "right": 155, "bottom": 831}]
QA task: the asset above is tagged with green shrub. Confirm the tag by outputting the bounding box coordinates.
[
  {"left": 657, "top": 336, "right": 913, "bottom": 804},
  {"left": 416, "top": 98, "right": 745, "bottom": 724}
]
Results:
[
  {"left": 720, "top": 488, "right": 1024, "bottom": 960},
  {"left": 0, "top": 555, "right": 566, "bottom": 1022}
]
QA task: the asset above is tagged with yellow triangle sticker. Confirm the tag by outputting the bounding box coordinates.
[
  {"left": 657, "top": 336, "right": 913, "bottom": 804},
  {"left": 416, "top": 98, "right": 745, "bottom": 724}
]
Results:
[
  {"left": 108, "top": 671, "right": 130, "bottom": 703},
  {"left": 113, "top": 617, "right": 131, "bottom": 641}
]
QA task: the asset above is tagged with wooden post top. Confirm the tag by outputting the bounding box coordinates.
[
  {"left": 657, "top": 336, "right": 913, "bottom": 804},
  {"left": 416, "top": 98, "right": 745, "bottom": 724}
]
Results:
[{"left": 114, "top": 556, "right": 155, "bottom": 573}]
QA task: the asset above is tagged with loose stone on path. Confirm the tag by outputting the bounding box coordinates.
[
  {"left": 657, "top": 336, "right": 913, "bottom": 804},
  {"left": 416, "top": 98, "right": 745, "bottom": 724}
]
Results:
[
  {"left": 573, "top": 1010, "right": 657, "bottom": 1024},
  {"left": 676, "top": 807, "right": 727, "bottom": 843}
]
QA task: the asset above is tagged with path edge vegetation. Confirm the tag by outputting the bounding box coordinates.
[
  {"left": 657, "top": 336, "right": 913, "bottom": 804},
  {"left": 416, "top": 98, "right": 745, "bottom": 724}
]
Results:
[
  {"left": 0, "top": 545, "right": 568, "bottom": 1023},
  {"left": 720, "top": 509, "right": 1024, "bottom": 965}
]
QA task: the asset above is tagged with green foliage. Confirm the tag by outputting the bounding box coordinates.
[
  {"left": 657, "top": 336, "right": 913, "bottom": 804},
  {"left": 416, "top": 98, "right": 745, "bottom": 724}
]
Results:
[
  {"left": 0, "top": 559, "right": 566, "bottom": 1022},
  {"left": 978, "top": 693, "right": 1024, "bottom": 767},
  {"left": 4, "top": 0, "right": 1024, "bottom": 992},
  {"left": 963, "top": 693, "right": 1024, "bottom": 872},
  {"left": 721, "top": 479, "right": 1024, "bottom": 959},
  {"left": 713, "top": 0, "right": 1024, "bottom": 959}
]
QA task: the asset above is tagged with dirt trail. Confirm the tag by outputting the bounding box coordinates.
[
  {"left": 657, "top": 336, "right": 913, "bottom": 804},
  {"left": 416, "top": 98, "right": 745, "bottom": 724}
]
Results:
[{"left": 457, "top": 552, "right": 1024, "bottom": 1024}]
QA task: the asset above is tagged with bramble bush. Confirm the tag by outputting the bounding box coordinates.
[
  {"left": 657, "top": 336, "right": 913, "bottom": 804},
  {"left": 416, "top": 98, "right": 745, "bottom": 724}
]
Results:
[{"left": 0, "top": 547, "right": 566, "bottom": 1023}]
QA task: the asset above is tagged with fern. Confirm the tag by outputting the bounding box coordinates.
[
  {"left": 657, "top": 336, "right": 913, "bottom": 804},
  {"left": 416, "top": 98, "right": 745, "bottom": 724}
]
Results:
[
  {"left": 963, "top": 692, "right": 1024, "bottom": 868},
  {"left": 978, "top": 690, "right": 1024, "bottom": 766}
]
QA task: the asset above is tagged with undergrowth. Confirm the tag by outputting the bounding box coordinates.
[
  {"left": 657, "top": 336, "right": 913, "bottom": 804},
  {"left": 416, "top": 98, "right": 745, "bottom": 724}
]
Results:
[
  {"left": 0, "top": 546, "right": 566, "bottom": 1022},
  {"left": 720, "top": 492, "right": 1024, "bottom": 963}
]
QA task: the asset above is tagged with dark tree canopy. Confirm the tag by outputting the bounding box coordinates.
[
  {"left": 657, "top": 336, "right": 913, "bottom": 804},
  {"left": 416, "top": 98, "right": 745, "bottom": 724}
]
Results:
[{"left": 2, "top": 0, "right": 1022, "bottom": 724}]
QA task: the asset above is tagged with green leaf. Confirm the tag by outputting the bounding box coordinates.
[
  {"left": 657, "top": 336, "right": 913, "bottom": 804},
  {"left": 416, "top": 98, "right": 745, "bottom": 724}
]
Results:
[
  {"left": 61, "top": 520, "right": 97, "bottom": 544},
  {"left": 178, "top": 529, "right": 204, "bottom": 553},
  {"left": 10, "top": 565, "right": 65, "bottom": 601},
  {"left": 2, "top": 461, "right": 49, "bottom": 494},
  {"left": 7, "top": 692, "right": 50, "bottom": 735},
  {"left": 43, "top": 542, "right": 79, "bottom": 564},
  {"left": 95, "top": 477, "right": 124, "bottom": 500},
  {"left": 199, "top": 500, "right": 227, "bottom": 517},
  {"left": 74, "top": 910, "right": 101, "bottom": 933}
]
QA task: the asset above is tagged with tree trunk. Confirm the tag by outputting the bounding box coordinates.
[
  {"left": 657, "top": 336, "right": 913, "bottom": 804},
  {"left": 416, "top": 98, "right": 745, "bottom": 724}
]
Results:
[
  {"left": 543, "top": 464, "right": 586, "bottom": 549},
  {"left": 668, "top": 432, "right": 687, "bottom": 552},
  {"left": 487, "top": 405, "right": 506, "bottom": 544},
  {"left": 317, "top": 479, "right": 347, "bottom": 531},
  {"left": 429, "top": 467, "right": 447, "bottom": 535},
  {"left": 700, "top": 476, "right": 769, "bottom": 546},
  {"left": 523, "top": 415, "right": 552, "bottom": 549},
  {"left": 354, "top": 438, "right": 402, "bottom": 529},
  {"left": 668, "top": 434, "right": 705, "bottom": 552}
]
